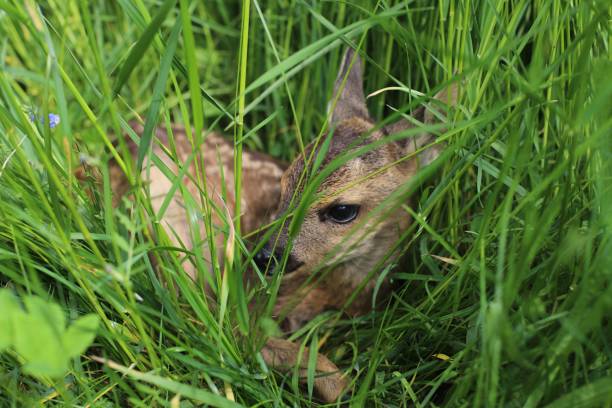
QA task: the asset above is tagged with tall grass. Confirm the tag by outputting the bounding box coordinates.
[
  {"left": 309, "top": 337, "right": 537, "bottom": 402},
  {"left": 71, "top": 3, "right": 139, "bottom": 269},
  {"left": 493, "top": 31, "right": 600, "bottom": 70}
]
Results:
[{"left": 0, "top": 0, "right": 610, "bottom": 406}]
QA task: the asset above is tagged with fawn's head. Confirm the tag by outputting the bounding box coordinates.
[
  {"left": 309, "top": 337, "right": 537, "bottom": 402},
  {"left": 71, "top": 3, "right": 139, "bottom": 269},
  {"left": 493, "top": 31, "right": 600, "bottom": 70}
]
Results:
[{"left": 256, "top": 48, "right": 457, "bottom": 331}]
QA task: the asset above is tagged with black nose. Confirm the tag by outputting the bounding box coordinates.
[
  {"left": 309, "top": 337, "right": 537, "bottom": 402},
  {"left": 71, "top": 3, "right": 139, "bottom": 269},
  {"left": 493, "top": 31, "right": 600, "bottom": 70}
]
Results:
[
  {"left": 254, "top": 246, "right": 275, "bottom": 273},
  {"left": 254, "top": 245, "right": 303, "bottom": 275}
]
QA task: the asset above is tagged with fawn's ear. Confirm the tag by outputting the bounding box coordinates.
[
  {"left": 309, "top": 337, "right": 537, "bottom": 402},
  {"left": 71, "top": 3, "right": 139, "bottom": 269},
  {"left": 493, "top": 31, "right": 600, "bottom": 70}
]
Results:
[
  {"left": 386, "top": 84, "right": 458, "bottom": 168},
  {"left": 327, "top": 48, "right": 370, "bottom": 125}
]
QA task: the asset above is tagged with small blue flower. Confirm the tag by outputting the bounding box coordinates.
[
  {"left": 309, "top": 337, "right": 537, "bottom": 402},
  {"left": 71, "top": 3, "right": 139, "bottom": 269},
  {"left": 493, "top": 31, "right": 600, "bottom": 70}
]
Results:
[
  {"left": 48, "top": 113, "right": 60, "bottom": 129},
  {"left": 28, "top": 112, "right": 60, "bottom": 129}
]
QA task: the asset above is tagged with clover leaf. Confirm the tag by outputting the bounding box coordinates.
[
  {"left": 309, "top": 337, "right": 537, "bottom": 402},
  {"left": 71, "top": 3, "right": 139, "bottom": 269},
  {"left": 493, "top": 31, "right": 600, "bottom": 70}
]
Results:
[{"left": 0, "top": 289, "right": 100, "bottom": 378}]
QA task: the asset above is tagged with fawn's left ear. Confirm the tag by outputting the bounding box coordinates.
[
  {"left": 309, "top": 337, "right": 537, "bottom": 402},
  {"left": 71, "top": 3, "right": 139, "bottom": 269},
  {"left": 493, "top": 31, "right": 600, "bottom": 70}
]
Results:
[
  {"left": 386, "top": 84, "right": 458, "bottom": 168},
  {"left": 328, "top": 48, "right": 370, "bottom": 126}
]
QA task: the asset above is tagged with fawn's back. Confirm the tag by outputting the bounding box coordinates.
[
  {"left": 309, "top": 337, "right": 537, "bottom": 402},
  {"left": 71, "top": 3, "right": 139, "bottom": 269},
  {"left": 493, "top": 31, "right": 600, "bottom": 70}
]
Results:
[{"left": 108, "top": 122, "right": 286, "bottom": 280}]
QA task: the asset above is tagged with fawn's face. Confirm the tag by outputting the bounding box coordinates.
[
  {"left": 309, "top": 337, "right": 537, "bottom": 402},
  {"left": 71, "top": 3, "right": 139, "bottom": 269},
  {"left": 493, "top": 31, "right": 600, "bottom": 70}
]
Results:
[{"left": 256, "top": 49, "right": 456, "bottom": 331}]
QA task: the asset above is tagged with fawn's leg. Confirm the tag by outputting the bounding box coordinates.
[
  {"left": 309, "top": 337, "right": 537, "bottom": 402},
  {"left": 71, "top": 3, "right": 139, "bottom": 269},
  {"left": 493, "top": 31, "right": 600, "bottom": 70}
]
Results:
[{"left": 261, "top": 337, "right": 347, "bottom": 403}]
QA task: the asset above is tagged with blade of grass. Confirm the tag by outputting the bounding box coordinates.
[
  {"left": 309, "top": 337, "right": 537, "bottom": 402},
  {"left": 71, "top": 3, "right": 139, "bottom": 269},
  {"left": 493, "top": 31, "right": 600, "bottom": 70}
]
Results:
[
  {"left": 112, "top": 0, "right": 177, "bottom": 96},
  {"left": 136, "top": 19, "right": 182, "bottom": 171}
]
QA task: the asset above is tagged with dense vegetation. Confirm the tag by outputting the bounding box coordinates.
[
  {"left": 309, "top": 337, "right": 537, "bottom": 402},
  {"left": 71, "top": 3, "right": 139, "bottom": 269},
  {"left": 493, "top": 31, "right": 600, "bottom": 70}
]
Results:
[{"left": 0, "top": 0, "right": 610, "bottom": 406}]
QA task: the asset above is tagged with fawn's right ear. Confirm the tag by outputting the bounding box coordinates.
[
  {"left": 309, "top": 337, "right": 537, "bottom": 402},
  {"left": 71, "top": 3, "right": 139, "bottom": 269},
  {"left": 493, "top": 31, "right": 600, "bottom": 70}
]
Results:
[
  {"left": 385, "top": 84, "right": 458, "bottom": 168},
  {"left": 327, "top": 48, "right": 370, "bottom": 126}
]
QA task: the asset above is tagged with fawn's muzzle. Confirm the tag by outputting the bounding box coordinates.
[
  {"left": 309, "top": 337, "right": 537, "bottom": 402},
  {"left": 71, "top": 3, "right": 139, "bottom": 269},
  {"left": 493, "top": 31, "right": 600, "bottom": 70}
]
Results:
[{"left": 254, "top": 244, "right": 302, "bottom": 275}]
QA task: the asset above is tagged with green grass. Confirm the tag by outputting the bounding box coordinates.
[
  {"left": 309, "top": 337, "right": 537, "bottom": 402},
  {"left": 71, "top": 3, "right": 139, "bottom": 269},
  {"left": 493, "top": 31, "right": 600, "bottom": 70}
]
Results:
[{"left": 1, "top": 0, "right": 611, "bottom": 406}]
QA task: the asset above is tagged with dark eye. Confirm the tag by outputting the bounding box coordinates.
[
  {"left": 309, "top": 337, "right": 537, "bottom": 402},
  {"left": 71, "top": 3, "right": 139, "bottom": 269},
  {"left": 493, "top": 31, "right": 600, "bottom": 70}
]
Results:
[{"left": 325, "top": 204, "right": 360, "bottom": 224}]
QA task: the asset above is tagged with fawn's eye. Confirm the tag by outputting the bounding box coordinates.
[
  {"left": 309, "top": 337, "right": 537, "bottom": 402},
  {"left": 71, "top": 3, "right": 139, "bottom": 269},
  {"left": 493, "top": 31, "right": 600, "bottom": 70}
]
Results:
[{"left": 325, "top": 204, "right": 360, "bottom": 224}]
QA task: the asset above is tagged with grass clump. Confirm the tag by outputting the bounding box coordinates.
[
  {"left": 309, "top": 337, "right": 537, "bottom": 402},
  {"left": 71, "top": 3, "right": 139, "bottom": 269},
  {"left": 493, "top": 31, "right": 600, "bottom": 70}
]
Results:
[{"left": 0, "top": 0, "right": 610, "bottom": 406}]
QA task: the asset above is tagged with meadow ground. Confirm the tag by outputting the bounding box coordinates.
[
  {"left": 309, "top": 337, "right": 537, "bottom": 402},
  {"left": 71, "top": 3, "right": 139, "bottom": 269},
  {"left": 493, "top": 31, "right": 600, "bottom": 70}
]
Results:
[{"left": 0, "top": 0, "right": 611, "bottom": 406}]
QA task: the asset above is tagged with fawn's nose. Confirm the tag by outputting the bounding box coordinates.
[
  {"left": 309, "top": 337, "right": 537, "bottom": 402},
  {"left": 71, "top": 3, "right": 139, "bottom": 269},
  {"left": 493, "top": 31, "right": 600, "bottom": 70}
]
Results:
[
  {"left": 254, "top": 246, "right": 275, "bottom": 273},
  {"left": 254, "top": 245, "right": 303, "bottom": 275}
]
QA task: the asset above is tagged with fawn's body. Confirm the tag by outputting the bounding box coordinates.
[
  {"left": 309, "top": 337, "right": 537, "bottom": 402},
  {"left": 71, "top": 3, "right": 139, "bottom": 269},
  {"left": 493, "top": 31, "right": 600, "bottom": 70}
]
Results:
[
  {"left": 105, "top": 49, "right": 456, "bottom": 402},
  {"left": 105, "top": 122, "right": 285, "bottom": 280}
]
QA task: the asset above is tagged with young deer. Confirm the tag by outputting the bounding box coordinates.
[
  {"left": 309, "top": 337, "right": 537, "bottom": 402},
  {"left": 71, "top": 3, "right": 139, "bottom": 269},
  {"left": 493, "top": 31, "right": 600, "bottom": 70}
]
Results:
[{"left": 97, "top": 48, "right": 456, "bottom": 403}]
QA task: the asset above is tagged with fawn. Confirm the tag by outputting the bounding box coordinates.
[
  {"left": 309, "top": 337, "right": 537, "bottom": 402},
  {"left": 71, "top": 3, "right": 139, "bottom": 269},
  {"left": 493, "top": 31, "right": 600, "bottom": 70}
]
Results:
[{"left": 98, "top": 48, "right": 456, "bottom": 403}]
